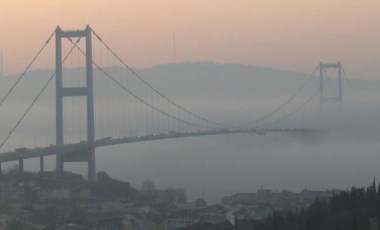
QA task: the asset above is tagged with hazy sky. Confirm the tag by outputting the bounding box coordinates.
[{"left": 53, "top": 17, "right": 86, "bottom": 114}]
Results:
[
  {"left": 2, "top": 1, "right": 380, "bottom": 203},
  {"left": 1, "top": 0, "right": 380, "bottom": 78}
]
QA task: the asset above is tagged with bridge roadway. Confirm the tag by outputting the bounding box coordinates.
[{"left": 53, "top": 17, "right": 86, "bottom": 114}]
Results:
[{"left": 0, "top": 128, "right": 317, "bottom": 163}]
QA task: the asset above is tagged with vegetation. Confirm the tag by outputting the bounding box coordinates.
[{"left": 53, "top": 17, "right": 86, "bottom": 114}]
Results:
[
  {"left": 253, "top": 180, "right": 380, "bottom": 230},
  {"left": 91, "top": 171, "right": 138, "bottom": 200}
]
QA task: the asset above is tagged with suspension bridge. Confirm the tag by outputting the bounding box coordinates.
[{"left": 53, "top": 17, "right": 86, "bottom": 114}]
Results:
[{"left": 0, "top": 26, "right": 345, "bottom": 182}]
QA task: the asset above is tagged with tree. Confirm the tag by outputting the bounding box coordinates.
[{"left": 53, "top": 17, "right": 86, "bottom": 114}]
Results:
[
  {"left": 97, "top": 171, "right": 111, "bottom": 183},
  {"left": 141, "top": 179, "right": 158, "bottom": 204},
  {"left": 351, "top": 212, "right": 358, "bottom": 230},
  {"left": 7, "top": 216, "right": 26, "bottom": 230},
  {"left": 141, "top": 179, "right": 156, "bottom": 194}
]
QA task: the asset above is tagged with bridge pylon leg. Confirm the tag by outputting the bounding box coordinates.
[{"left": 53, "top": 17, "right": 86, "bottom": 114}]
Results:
[
  {"left": 18, "top": 159, "right": 23, "bottom": 174},
  {"left": 55, "top": 26, "right": 64, "bottom": 176},
  {"left": 40, "top": 157, "right": 44, "bottom": 173},
  {"left": 56, "top": 156, "right": 64, "bottom": 176},
  {"left": 88, "top": 147, "right": 96, "bottom": 182}
]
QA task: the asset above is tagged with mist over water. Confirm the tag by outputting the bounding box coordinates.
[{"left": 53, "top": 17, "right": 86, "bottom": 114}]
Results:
[{"left": 1, "top": 62, "right": 380, "bottom": 203}]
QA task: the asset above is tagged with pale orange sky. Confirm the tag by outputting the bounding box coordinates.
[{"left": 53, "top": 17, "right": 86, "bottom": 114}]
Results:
[{"left": 0, "top": 0, "right": 380, "bottom": 78}]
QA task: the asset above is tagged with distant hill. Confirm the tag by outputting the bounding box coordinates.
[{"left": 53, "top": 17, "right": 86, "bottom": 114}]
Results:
[
  {"left": 1, "top": 61, "right": 379, "bottom": 132},
  {"left": 2, "top": 61, "right": 376, "bottom": 102},
  {"left": 0, "top": 61, "right": 320, "bottom": 127},
  {"left": 0, "top": 61, "right": 313, "bottom": 101},
  {"left": 1, "top": 61, "right": 380, "bottom": 139}
]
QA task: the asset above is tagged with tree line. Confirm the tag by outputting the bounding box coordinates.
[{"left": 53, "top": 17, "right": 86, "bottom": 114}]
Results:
[{"left": 252, "top": 180, "right": 380, "bottom": 230}]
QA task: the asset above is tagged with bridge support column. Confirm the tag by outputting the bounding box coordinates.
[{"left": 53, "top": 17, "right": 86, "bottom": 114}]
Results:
[
  {"left": 88, "top": 147, "right": 96, "bottom": 182},
  {"left": 18, "top": 159, "right": 23, "bottom": 174},
  {"left": 85, "top": 26, "right": 96, "bottom": 183},
  {"left": 338, "top": 61, "right": 342, "bottom": 102},
  {"left": 40, "top": 157, "right": 44, "bottom": 173},
  {"left": 55, "top": 26, "right": 64, "bottom": 176},
  {"left": 56, "top": 155, "right": 63, "bottom": 175},
  {"left": 55, "top": 25, "right": 96, "bottom": 182}
]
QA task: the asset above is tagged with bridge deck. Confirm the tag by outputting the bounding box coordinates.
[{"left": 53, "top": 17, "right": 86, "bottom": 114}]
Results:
[{"left": 0, "top": 128, "right": 317, "bottom": 163}]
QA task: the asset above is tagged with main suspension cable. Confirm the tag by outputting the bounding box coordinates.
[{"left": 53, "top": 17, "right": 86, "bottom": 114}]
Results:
[
  {"left": 0, "top": 31, "right": 55, "bottom": 109},
  {"left": 0, "top": 38, "right": 81, "bottom": 150},
  {"left": 68, "top": 39, "right": 216, "bottom": 130},
  {"left": 260, "top": 88, "right": 319, "bottom": 128},
  {"left": 341, "top": 65, "right": 353, "bottom": 92},
  {"left": 91, "top": 29, "right": 228, "bottom": 129},
  {"left": 237, "top": 65, "right": 319, "bottom": 128}
]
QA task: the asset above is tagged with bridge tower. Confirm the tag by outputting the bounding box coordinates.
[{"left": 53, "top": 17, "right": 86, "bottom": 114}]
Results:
[
  {"left": 55, "top": 26, "right": 96, "bottom": 182},
  {"left": 319, "top": 61, "right": 343, "bottom": 104}
]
